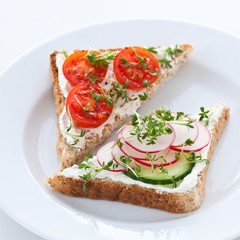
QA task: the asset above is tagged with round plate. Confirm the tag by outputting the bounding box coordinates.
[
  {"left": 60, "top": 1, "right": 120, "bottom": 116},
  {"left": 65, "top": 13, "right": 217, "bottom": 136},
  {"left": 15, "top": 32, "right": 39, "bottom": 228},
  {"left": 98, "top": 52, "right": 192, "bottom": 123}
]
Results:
[{"left": 1, "top": 20, "right": 240, "bottom": 240}]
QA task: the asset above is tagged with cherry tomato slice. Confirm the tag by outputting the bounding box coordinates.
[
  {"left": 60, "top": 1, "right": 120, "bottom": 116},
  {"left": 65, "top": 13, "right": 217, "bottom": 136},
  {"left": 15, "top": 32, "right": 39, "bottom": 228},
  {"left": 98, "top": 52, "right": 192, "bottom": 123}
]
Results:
[
  {"left": 63, "top": 51, "right": 108, "bottom": 86},
  {"left": 66, "top": 83, "right": 113, "bottom": 128},
  {"left": 113, "top": 47, "right": 160, "bottom": 90}
]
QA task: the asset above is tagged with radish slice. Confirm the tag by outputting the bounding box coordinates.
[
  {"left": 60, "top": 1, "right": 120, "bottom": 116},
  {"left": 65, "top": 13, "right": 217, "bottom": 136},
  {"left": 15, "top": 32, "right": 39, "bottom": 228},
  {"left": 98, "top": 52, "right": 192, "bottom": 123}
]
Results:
[
  {"left": 170, "top": 120, "right": 199, "bottom": 147},
  {"left": 111, "top": 144, "right": 137, "bottom": 168},
  {"left": 170, "top": 121, "right": 211, "bottom": 152},
  {"left": 97, "top": 141, "right": 125, "bottom": 172},
  {"left": 132, "top": 149, "right": 178, "bottom": 167},
  {"left": 118, "top": 138, "right": 170, "bottom": 161},
  {"left": 119, "top": 124, "right": 175, "bottom": 153}
]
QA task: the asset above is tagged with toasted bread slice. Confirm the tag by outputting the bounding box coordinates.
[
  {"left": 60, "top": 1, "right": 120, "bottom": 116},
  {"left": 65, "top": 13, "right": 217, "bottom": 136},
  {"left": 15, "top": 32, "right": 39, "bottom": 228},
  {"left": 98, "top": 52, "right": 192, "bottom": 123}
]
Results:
[
  {"left": 48, "top": 104, "right": 229, "bottom": 213},
  {"left": 50, "top": 45, "right": 193, "bottom": 169},
  {"left": 48, "top": 103, "right": 229, "bottom": 213}
]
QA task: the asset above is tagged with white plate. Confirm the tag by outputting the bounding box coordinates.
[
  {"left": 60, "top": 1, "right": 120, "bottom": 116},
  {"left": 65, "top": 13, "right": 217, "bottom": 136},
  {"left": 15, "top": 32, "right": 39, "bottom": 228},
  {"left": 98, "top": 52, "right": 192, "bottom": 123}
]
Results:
[{"left": 1, "top": 19, "right": 240, "bottom": 240}]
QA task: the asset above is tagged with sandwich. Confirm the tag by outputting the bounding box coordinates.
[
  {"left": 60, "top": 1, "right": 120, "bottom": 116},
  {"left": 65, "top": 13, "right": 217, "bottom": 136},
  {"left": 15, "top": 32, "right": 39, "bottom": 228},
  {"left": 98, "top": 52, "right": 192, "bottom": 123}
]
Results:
[
  {"left": 48, "top": 102, "right": 230, "bottom": 213},
  {"left": 50, "top": 44, "right": 193, "bottom": 169}
]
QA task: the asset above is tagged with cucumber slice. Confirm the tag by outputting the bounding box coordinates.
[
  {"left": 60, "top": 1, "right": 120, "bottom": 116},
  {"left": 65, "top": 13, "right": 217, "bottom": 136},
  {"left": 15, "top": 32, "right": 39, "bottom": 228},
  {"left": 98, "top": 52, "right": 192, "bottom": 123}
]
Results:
[{"left": 123, "top": 152, "right": 195, "bottom": 185}]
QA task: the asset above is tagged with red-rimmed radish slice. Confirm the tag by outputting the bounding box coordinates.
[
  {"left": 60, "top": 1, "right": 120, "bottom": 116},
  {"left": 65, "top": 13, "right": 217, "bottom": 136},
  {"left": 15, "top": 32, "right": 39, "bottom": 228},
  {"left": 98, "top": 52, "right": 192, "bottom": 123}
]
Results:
[
  {"left": 119, "top": 124, "right": 175, "bottom": 153},
  {"left": 170, "top": 121, "right": 211, "bottom": 152},
  {"left": 118, "top": 138, "right": 170, "bottom": 161},
  {"left": 97, "top": 141, "right": 125, "bottom": 172},
  {"left": 170, "top": 120, "right": 199, "bottom": 147},
  {"left": 111, "top": 144, "right": 136, "bottom": 168},
  {"left": 132, "top": 149, "right": 178, "bottom": 167}
]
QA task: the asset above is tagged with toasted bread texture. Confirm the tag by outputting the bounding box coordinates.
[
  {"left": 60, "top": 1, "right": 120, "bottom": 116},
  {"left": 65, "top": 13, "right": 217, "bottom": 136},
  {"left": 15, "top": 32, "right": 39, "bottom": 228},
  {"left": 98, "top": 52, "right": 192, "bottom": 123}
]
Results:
[
  {"left": 50, "top": 45, "right": 193, "bottom": 169},
  {"left": 48, "top": 105, "right": 230, "bottom": 213}
]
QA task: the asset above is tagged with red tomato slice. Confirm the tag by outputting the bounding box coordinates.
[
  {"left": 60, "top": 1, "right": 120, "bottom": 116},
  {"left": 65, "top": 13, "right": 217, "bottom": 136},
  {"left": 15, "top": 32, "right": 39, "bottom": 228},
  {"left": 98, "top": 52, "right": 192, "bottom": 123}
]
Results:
[
  {"left": 63, "top": 51, "right": 108, "bottom": 86},
  {"left": 66, "top": 83, "right": 113, "bottom": 128},
  {"left": 113, "top": 47, "right": 160, "bottom": 90}
]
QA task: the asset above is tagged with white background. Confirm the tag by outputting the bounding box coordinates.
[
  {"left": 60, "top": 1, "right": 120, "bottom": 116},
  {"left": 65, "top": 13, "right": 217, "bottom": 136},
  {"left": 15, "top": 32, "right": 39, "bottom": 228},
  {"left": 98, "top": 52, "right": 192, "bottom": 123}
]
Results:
[{"left": 0, "top": 0, "right": 240, "bottom": 239}]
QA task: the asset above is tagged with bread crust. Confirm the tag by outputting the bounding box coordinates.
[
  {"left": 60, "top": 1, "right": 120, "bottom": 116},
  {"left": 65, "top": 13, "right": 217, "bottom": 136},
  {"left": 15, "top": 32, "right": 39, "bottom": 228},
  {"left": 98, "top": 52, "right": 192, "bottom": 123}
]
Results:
[
  {"left": 50, "top": 45, "right": 193, "bottom": 169},
  {"left": 48, "top": 106, "right": 230, "bottom": 213}
]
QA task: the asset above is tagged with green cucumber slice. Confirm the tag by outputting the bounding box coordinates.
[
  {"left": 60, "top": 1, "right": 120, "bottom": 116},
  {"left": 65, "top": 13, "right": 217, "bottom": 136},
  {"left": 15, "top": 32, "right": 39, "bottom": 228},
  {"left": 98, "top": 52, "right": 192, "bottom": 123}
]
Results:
[{"left": 123, "top": 152, "right": 195, "bottom": 185}]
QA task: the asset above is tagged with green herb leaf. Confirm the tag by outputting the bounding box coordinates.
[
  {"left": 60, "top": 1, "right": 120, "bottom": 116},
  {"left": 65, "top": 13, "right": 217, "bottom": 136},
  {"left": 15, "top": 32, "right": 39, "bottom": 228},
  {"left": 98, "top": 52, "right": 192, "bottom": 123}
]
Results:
[
  {"left": 123, "top": 80, "right": 129, "bottom": 89},
  {"left": 63, "top": 51, "right": 68, "bottom": 58},
  {"left": 89, "top": 75, "right": 101, "bottom": 83},
  {"left": 114, "top": 138, "right": 123, "bottom": 148},
  {"left": 87, "top": 51, "right": 115, "bottom": 69},
  {"left": 138, "top": 92, "right": 148, "bottom": 101},
  {"left": 137, "top": 55, "right": 148, "bottom": 70},
  {"left": 65, "top": 121, "right": 86, "bottom": 146},
  {"left": 131, "top": 108, "right": 195, "bottom": 146},
  {"left": 108, "top": 81, "right": 137, "bottom": 105},
  {"left": 199, "top": 107, "right": 210, "bottom": 121},
  {"left": 83, "top": 182, "right": 87, "bottom": 194},
  {"left": 185, "top": 152, "right": 209, "bottom": 164},
  {"left": 120, "top": 58, "right": 131, "bottom": 68},
  {"left": 160, "top": 167, "right": 168, "bottom": 174},
  {"left": 185, "top": 138, "right": 195, "bottom": 146},
  {"left": 158, "top": 58, "right": 172, "bottom": 68},
  {"left": 105, "top": 96, "right": 114, "bottom": 106},
  {"left": 90, "top": 91, "right": 102, "bottom": 102},
  {"left": 175, "top": 112, "right": 185, "bottom": 120},
  {"left": 146, "top": 47, "right": 158, "bottom": 54},
  {"left": 165, "top": 45, "right": 183, "bottom": 58},
  {"left": 143, "top": 80, "right": 151, "bottom": 87},
  {"left": 83, "top": 153, "right": 93, "bottom": 162},
  {"left": 80, "top": 130, "right": 86, "bottom": 137},
  {"left": 175, "top": 152, "right": 180, "bottom": 159},
  {"left": 78, "top": 154, "right": 117, "bottom": 192},
  {"left": 149, "top": 69, "right": 158, "bottom": 76},
  {"left": 135, "top": 164, "right": 141, "bottom": 174},
  {"left": 66, "top": 124, "right": 72, "bottom": 133}
]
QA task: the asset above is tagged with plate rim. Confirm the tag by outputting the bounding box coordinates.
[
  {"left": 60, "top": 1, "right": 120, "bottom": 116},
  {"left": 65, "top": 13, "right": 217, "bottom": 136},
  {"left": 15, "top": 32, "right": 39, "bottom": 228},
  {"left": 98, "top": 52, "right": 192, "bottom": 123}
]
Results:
[{"left": 1, "top": 18, "right": 240, "bottom": 77}]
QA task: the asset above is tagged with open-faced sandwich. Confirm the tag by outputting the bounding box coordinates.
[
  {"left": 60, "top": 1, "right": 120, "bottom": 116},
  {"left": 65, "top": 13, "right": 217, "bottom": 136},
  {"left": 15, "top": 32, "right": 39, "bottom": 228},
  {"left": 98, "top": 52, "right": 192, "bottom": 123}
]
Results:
[
  {"left": 48, "top": 102, "right": 229, "bottom": 213},
  {"left": 50, "top": 44, "right": 193, "bottom": 169}
]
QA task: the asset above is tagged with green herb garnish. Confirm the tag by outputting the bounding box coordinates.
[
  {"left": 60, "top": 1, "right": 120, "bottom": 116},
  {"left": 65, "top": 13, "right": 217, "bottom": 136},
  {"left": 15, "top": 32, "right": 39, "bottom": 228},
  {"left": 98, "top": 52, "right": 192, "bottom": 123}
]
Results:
[
  {"left": 149, "top": 69, "right": 159, "bottom": 76},
  {"left": 199, "top": 107, "right": 210, "bottom": 122},
  {"left": 108, "top": 81, "right": 137, "bottom": 105},
  {"left": 65, "top": 111, "right": 86, "bottom": 146},
  {"left": 137, "top": 55, "right": 148, "bottom": 70},
  {"left": 130, "top": 108, "right": 194, "bottom": 145},
  {"left": 63, "top": 50, "right": 68, "bottom": 58},
  {"left": 78, "top": 157, "right": 115, "bottom": 193},
  {"left": 118, "top": 155, "right": 138, "bottom": 178},
  {"left": 114, "top": 138, "right": 123, "bottom": 148},
  {"left": 158, "top": 45, "right": 183, "bottom": 69},
  {"left": 165, "top": 45, "right": 183, "bottom": 58},
  {"left": 87, "top": 51, "right": 115, "bottom": 69},
  {"left": 90, "top": 91, "right": 102, "bottom": 102},
  {"left": 185, "top": 138, "right": 195, "bottom": 146},
  {"left": 158, "top": 58, "right": 172, "bottom": 68},
  {"left": 146, "top": 47, "right": 158, "bottom": 54},
  {"left": 138, "top": 92, "right": 148, "bottom": 101},
  {"left": 143, "top": 80, "right": 151, "bottom": 87},
  {"left": 65, "top": 123, "right": 86, "bottom": 146},
  {"left": 120, "top": 58, "right": 131, "bottom": 68},
  {"left": 185, "top": 152, "right": 209, "bottom": 164},
  {"left": 89, "top": 75, "right": 102, "bottom": 83}
]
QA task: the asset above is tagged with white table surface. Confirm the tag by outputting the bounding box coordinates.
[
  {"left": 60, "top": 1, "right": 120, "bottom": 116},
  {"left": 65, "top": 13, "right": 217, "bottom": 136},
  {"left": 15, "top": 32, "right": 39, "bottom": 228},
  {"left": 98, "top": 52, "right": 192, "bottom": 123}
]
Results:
[{"left": 1, "top": 0, "right": 240, "bottom": 239}]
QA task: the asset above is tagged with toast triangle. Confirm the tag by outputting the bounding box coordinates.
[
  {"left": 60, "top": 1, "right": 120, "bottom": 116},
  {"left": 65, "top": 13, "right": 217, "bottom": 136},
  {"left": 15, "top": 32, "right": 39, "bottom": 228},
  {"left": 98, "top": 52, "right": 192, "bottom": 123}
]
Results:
[
  {"left": 48, "top": 103, "right": 229, "bottom": 213},
  {"left": 50, "top": 44, "right": 193, "bottom": 169}
]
